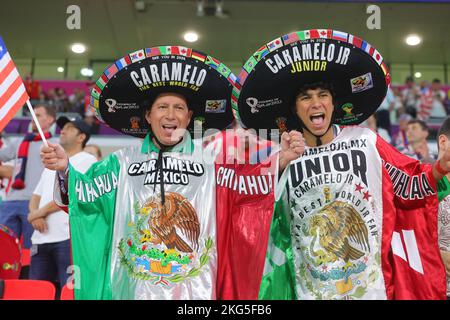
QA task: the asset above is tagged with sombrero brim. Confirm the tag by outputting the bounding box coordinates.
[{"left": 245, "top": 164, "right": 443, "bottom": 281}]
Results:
[
  {"left": 232, "top": 29, "right": 391, "bottom": 132},
  {"left": 90, "top": 46, "right": 237, "bottom": 138}
]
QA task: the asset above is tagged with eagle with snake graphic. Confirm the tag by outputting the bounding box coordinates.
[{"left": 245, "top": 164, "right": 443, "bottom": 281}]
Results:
[
  {"left": 144, "top": 192, "right": 200, "bottom": 253},
  {"left": 309, "top": 201, "right": 370, "bottom": 264}
]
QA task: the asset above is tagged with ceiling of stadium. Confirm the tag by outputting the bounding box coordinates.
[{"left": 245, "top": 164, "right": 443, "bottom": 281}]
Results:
[{"left": 1, "top": 0, "right": 449, "bottom": 71}]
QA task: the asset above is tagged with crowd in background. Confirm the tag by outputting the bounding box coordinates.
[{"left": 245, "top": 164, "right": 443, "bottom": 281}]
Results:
[
  {"left": 21, "top": 76, "right": 101, "bottom": 135},
  {"left": 371, "top": 77, "right": 449, "bottom": 134},
  {"left": 23, "top": 76, "right": 90, "bottom": 116},
  {"left": 361, "top": 76, "right": 449, "bottom": 161}
]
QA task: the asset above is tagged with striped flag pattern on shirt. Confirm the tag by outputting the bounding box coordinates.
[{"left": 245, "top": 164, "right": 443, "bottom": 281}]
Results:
[{"left": 0, "top": 36, "right": 29, "bottom": 131}]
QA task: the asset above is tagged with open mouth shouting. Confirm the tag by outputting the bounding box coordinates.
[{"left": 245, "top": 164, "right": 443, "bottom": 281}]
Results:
[
  {"left": 162, "top": 124, "right": 178, "bottom": 136},
  {"left": 308, "top": 112, "right": 326, "bottom": 131}
]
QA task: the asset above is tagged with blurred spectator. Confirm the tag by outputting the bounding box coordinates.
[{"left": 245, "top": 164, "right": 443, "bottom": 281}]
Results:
[
  {"left": 418, "top": 79, "right": 446, "bottom": 120},
  {"left": 394, "top": 113, "right": 412, "bottom": 151},
  {"left": 376, "top": 86, "right": 395, "bottom": 135},
  {"left": 46, "top": 88, "right": 55, "bottom": 102},
  {"left": 22, "top": 75, "right": 43, "bottom": 117},
  {"left": 403, "top": 119, "right": 436, "bottom": 163},
  {"left": 83, "top": 108, "right": 100, "bottom": 134},
  {"left": 391, "top": 86, "right": 405, "bottom": 122},
  {"left": 53, "top": 87, "right": 69, "bottom": 113},
  {"left": 68, "top": 88, "right": 86, "bottom": 116},
  {"left": 84, "top": 144, "right": 102, "bottom": 161},
  {"left": 24, "top": 74, "right": 42, "bottom": 101},
  {"left": 419, "top": 80, "right": 430, "bottom": 95},
  {"left": 366, "top": 114, "right": 392, "bottom": 143},
  {"left": 430, "top": 79, "right": 447, "bottom": 118},
  {"left": 401, "top": 76, "right": 421, "bottom": 118},
  {"left": 0, "top": 104, "right": 57, "bottom": 250},
  {"left": 27, "top": 116, "right": 96, "bottom": 296},
  {"left": 38, "top": 91, "right": 48, "bottom": 104}
]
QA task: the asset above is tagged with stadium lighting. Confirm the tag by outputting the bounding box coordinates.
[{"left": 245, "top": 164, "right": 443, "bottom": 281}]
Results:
[
  {"left": 71, "top": 43, "right": 86, "bottom": 54},
  {"left": 184, "top": 32, "right": 199, "bottom": 43},
  {"left": 80, "top": 68, "right": 94, "bottom": 77},
  {"left": 414, "top": 72, "right": 422, "bottom": 78},
  {"left": 57, "top": 67, "right": 64, "bottom": 73},
  {"left": 405, "top": 35, "right": 421, "bottom": 46}
]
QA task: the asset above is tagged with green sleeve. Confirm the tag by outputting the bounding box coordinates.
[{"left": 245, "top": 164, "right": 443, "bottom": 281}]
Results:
[
  {"left": 68, "top": 153, "right": 120, "bottom": 300},
  {"left": 259, "top": 183, "right": 297, "bottom": 300},
  {"left": 437, "top": 175, "right": 450, "bottom": 202}
]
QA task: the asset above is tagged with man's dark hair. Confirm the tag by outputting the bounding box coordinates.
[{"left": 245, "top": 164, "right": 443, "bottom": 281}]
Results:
[
  {"left": 432, "top": 78, "right": 441, "bottom": 84},
  {"left": 407, "top": 119, "right": 429, "bottom": 132},
  {"left": 294, "top": 81, "right": 336, "bottom": 104},
  {"left": 437, "top": 116, "right": 450, "bottom": 140},
  {"left": 34, "top": 103, "right": 56, "bottom": 121},
  {"left": 405, "top": 76, "right": 414, "bottom": 83},
  {"left": 79, "top": 131, "right": 89, "bottom": 148},
  {"left": 143, "top": 92, "right": 192, "bottom": 112}
]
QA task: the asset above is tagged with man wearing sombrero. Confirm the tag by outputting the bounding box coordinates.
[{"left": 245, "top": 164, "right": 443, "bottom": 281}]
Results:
[
  {"left": 234, "top": 29, "right": 449, "bottom": 299},
  {"left": 42, "top": 46, "right": 296, "bottom": 300},
  {"left": 39, "top": 46, "right": 244, "bottom": 300}
]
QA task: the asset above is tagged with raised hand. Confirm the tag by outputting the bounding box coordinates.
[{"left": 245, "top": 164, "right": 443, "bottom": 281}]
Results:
[
  {"left": 40, "top": 142, "right": 69, "bottom": 172},
  {"left": 279, "top": 130, "right": 305, "bottom": 171}
]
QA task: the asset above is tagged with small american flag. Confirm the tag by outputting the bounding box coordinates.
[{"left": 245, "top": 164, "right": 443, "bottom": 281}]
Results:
[
  {"left": 282, "top": 33, "right": 299, "bottom": 45},
  {"left": 0, "top": 36, "right": 29, "bottom": 132}
]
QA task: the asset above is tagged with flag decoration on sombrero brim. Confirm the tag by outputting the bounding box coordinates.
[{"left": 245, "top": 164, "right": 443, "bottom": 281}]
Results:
[
  {"left": 90, "top": 46, "right": 236, "bottom": 138},
  {"left": 231, "top": 29, "right": 391, "bottom": 131}
]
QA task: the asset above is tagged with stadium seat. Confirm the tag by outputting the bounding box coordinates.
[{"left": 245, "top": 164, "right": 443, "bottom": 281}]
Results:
[
  {"left": 60, "top": 284, "right": 74, "bottom": 300},
  {"left": 0, "top": 279, "right": 55, "bottom": 300}
]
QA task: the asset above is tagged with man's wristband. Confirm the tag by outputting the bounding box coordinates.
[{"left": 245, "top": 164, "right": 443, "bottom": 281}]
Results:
[
  {"left": 57, "top": 165, "right": 69, "bottom": 179},
  {"left": 435, "top": 160, "right": 447, "bottom": 176},
  {"left": 56, "top": 165, "right": 69, "bottom": 197}
]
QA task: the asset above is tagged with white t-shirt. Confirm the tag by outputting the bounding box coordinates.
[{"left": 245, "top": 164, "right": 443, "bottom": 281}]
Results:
[
  {"left": 430, "top": 90, "right": 447, "bottom": 118},
  {"left": 31, "top": 151, "right": 97, "bottom": 244}
]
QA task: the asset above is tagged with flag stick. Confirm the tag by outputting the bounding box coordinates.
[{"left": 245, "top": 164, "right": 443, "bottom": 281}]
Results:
[{"left": 26, "top": 100, "right": 49, "bottom": 147}]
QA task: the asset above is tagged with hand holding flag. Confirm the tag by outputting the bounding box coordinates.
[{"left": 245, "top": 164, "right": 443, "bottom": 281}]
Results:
[{"left": 40, "top": 141, "right": 69, "bottom": 172}]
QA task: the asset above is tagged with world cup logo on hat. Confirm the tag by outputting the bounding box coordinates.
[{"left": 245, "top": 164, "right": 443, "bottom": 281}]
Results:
[
  {"left": 342, "top": 103, "right": 354, "bottom": 118},
  {"left": 130, "top": 116, "right": 140, "bottom": 129},
  {"left": 350, "top": 73, "right": 373, "bottom": 93},
  {"left": 105, "top": 98, "right": 117, "bottom": 113},
  {"left": 246, "top": 97, "right": 259, "bottom": 113},
  {"left": 275, "top": 117, "right": 287, "bottom": 134}
]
